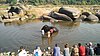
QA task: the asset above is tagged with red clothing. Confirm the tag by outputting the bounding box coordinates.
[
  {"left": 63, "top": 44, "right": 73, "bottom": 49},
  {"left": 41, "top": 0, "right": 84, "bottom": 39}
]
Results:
[
  {"left": 79, "top": 46, "right": 86, "bottom": 56},
  {"left": 50, "top": 29, "right": 54, "bottom": 33}
]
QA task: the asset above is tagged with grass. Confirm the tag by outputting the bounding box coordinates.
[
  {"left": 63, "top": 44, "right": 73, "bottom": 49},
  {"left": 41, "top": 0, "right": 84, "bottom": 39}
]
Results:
[{"left": 0, "top": 4, "right": 9, "bottom": 8}]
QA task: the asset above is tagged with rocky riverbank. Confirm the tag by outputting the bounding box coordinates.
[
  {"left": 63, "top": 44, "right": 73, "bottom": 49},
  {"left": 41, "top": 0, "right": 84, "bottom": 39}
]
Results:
[{"left": 0, "top": 4, "right": 100, "bottom": 22}]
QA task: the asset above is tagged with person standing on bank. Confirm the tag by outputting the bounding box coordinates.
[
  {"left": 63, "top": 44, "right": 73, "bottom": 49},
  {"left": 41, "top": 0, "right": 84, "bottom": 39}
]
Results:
[
  {"left": 78, "top": 43, "right": 86, "bottom": 56},
  {"left": 18, "top": 46, "right": 27, "bottom": 56},
  {"left": 63, "top": 44, "right": 70, "bottom": 56},
  {"left": 53, "top": 44, "right": 60, "bottom": 56},
  {"left": 88, "top": 42, "right": 94, "bottom": 56},
  {"left": 94, "top": 43, "right": 100, "bottom": 55},
  {"left": 71, "top": 44, "right": 79, "bottom": 56},
  {"left": 34, "top": 46, "right": 42, "bottom": 56}
]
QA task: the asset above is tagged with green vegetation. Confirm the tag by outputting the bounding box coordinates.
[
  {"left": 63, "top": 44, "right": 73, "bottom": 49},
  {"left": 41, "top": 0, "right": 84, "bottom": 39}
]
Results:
[
  {"left": 21, "top": 0, "right": 100, "bottom": 5},
  {"left": 0, "top": 5, "right": 8, "bottom": 8},
  {"left": 0, "top": 0, "right": 100, "bottom": 5}
]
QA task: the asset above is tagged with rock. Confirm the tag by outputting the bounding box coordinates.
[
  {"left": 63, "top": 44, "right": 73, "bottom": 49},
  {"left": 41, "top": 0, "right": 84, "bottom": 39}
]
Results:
[
  {"left": 77, "top": 15, "right": 87, "bottom": 21},
  {"left": 85, "top": 14, "right": 99, "bottom": 22},
  {"left": 20, "top": 17, "right": 26, "bottom": 21},
  {"left": 58, "top": 7, "right": 74, "bottom": 18},
  {"left": 95, "top": 12, "right": 100, "bottom": 20},
  {"left": 41, "top": 15, "right": 62, "bottom": 22},
  {"left": 18, "top": 4, "right": 28, "bottom": 11},
  {"left": 82, "top": 12, "right": 90, "bottom": 17},
  {"left": 41, "top": 15, "right": 54, "bottom": 20},
  {"left": 49, "top": 11, "right": 73, "bottom": 21},
  {"left": 58, "top": 7, "right": 81, "bottom": 21},
  {"left": 18, "top": 9, "right": 24, "bottom": 17},
  {"left": 0, "top": 16, "right": 2, "bottom": 21},
  {"left": 8, "top": 6, "right": 21, "bottom": 16},
  {"left": 79, "top": 12, "right": 99, "bottom": 22},
  {"left": 1, "top": 15, "right": 7, "bottom": 19}
]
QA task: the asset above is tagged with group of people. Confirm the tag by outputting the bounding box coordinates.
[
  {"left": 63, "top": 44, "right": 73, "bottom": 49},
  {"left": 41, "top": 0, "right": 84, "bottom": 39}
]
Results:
[{"left": 17, "top": 42, "right": 100, "bottom": 56}]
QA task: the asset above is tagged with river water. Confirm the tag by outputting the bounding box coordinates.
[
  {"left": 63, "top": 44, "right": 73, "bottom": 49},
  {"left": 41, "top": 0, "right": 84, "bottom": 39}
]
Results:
[{"left": 0, "top": 19, "right": 100, "bottom": 52}]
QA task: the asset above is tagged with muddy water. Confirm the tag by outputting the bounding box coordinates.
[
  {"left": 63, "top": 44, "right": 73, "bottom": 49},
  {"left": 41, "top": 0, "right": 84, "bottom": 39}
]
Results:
[{"left": 0, "top": 19, "right": 100, "bottom": 52}]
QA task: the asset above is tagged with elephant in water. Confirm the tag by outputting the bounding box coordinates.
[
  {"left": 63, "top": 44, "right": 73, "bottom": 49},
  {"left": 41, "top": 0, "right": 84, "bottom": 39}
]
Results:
[{"left": 41, "top": 25, "right": 58, "bottom": 37}]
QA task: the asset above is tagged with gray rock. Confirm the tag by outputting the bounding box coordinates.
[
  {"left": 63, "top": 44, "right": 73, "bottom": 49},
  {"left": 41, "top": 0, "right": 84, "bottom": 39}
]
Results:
[
  {"left": 49, "top": 11, "right": 73, "bottom": 21},
  {"left": 95, "top": 12, "right": 100, "bottom": 20},
  {"left": 58, "top": 7, "right": 81, "bottom": 21},
  {"left": 86, "top": 14, "right": 99, "bottom": 22}
]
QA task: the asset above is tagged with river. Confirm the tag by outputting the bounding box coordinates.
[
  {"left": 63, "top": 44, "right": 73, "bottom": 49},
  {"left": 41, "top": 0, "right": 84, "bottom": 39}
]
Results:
[{"left": 0, "top": 19, "right": 100, "bottom": 52}]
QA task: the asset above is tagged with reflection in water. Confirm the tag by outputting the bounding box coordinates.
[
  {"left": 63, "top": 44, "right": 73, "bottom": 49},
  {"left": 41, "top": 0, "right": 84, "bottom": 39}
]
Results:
[
  {"left": 3, "top": 19, "right": 41, "bottom": 26},
  {"left": 41, "top": 32, "right": 58, "bottom": 45},
  {"left": 51, "top": 21, "right": 81, "bottom": 32},
  {"left": 52, "top": 21, "right": 80, "bottom": 28},
  {"left": 83, "top": 21, "right": 99, "bottom": 24},
  {"left": 42, "top": 36, "right": 53, "bottom": 45}
]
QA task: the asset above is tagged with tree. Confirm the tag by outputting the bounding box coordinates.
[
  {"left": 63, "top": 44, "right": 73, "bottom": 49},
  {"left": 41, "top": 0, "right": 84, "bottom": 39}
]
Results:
[
  {"left": 6, "top": 0, "right": 17, "bottom": 5},
  {"left": 5, "top": 0, "right": 99, "bottom": 5}
]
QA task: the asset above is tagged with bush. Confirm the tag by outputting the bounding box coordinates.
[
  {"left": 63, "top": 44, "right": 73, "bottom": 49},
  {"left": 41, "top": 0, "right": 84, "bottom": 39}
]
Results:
[
  {"left": 6, "top": 0, "right": 17, "bottom": 5},
  {"left": 11, "top": 0, "right": 17, "bottom": 5}
]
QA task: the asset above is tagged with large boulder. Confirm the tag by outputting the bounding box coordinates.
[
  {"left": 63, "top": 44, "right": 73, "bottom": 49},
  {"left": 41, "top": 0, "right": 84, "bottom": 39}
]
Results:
[
  {"left": 76, "top": 15, "right": 87, "bottom": 21},
  {"left": 8, "top": 6, "right": 21, "bottom": 14},
  {"left": 58, "top": 7, "right": 81, "bottom": 21},
  {"left": 95, "top": 12, "right": 100, "bottom": 20},
  {"left": 84, "top": 14, "right": 99, "bottom": 22},
  {"left": 79, "top": 12, "right": 90, "bottom": 21},
  {"left": 49, "top": 11, "right": 73, "bottom": 21},
  {"left": 79, "top": 12, "right": 99, "bottom": 22},
  {"left": 40, "top": 15, "right": 54, "bottom": 20},
  {"left": 82, "top": 12, "right": 90, "bottom": 17}
]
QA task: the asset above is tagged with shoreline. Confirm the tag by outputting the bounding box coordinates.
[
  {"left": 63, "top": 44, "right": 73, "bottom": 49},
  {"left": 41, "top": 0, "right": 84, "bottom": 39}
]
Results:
[{"left": 0, "top": 42, "right": 99, "bottom": 56}]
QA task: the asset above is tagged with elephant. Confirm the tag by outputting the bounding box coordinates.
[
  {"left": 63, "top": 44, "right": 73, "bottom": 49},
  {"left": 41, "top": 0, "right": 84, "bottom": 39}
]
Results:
[
  {"left": 49, "top": 11, "right": 73, "bottom": 21},
  {"left": 41, "top": 25, "right": 58, "bottom": 37},
  {"left": 41, "top": 25, "right": 58, "bottom": 33}
]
